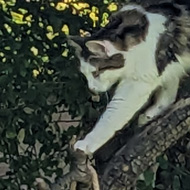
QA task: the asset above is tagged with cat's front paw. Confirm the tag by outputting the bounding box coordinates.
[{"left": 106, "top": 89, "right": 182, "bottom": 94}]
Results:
[{"left": 138, "top": 113, "right": 152, "bottom": 126}]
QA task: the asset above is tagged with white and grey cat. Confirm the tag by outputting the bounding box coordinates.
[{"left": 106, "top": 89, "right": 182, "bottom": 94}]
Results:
[{"left": 69, "top": 3, "right": 190, "bottom": 155}]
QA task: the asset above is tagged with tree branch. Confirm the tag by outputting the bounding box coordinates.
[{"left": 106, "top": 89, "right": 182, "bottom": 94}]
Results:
[{"left": 98, "top": 97, "right": 190, "bottom": 190}]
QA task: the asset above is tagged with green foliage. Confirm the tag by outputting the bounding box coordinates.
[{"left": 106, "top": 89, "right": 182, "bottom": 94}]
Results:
[
  {"left": 137, "top": 138, "right": 190, "bottom": 190},
  {"left": 0, "top": 0, "right": 114, "bottom": 189}
]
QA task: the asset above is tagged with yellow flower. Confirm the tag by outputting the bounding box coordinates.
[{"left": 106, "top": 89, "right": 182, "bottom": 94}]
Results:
[
  {"left": 11, "top": 9, "right": 33, "bottom": 24},
  {"left": 62, "top": 49, "right": 69, "bottom": 57},
  {"left": 18, "top": 8, "right": 28, "bottom": 14},
  {"left": 55, "top": 2, "right": 69, "bottom": 11},
  {"left": 46, "top": 25, "right": 53, "bottom": 32},
  {"left": 92, "top": 6, "right": 99, "bottom": 14},
  {"left": 0, "top": 0, "right": 7, "bottom": 12},
  {"left": 72, "top": 2, "right": 89, "bottom": 10},
  {"left": 78, "top": 2, "right": 89, "bottom": 9},
  {"left": 25, "top": 15, "right": 33, "bottom": 22},
  {"left": 46, "top": 32, "right": 59, "bottom": 40},
  {"left": 80, "top": 8, "right": 91, "bottom": 16},
  {"left": 4, "top": 23, "right": 12, "bottom": 33},
  {"left": 80, "top": 29, "right": 91, "bottom": 37},
  {"left": 101, "top": 12, "right": 109, "bottom": 27},
  {"left": 46, "top": 25, "right": 59, "bottom": 40},
  {"left": 47, "top": 69, "right": 54, "bottom": 75},
  {"left": 61, "top": 24, "right": 69, "bottom": 35},
  {"left": 89, "top": 12, "right": 98, "bottom": 27},
  {"left": 30, "top": 46, "right": 38, "bottom": 56},
  {"left": 4, "top": 46, "right": 11, "bottom": 50},
  {"left": 10, "top": 11, "right": 26, "bottom": 24},
  {"left": 7, "top": 0, "right": 16, "bottom": 6},
  {"left": 38, "top": 22, "right": 44, "bottom": 28},
  {"left": 63, "top": 0, "right": 76, "bottom": 3},
  {"left": 2, "top": 57, "right": 6, "bottom": 62},
  {"left": 50, "top": 2, "right": 55, "bottom": 7},
  {"left": 0, "top": 52, "right": 5, "bottom": 57},
  {"left": 32, "top": 69, "right": 40, "bottom": 77},
  {"left": 40, "top": 6, "right": 45, "bottom": 10},
  {"left": 107, "top": 2, "right": 118, "bottom": 12},
  {"left": 72, "top": 8, "right": 77, "bottom": 15},
  {"left": 0, "top": 0, "right": 5, "bottom": 5},
  {"left": 0, "top": 0, "right": 15, "bottom": 7},
  {"left": 41, "top": 55, "right": 49, "bottom": 63}
]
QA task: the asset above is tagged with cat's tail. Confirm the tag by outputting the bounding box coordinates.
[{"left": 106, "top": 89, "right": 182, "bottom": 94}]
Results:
[{"left": 173, "top": 5, "right": 190, "bottom": 74}]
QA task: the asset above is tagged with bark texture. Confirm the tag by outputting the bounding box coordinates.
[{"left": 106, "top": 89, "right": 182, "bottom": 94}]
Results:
[{"left": 98, "top": 98, "right": 190, "bottom": 190}]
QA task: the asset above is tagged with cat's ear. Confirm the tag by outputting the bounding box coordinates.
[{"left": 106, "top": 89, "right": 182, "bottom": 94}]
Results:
[{"left": 85, "top": 40, "right": 117, "bottom": 57}]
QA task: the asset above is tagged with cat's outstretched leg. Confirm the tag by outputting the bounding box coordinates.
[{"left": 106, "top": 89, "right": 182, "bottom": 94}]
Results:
[{"left": 74, "top": 80, "right": 157, "bottom": 154}]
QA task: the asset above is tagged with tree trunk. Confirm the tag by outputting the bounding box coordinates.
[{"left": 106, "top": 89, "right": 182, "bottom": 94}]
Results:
[{"left": 97, "top": 99, "right": 190, "bottom": 190}]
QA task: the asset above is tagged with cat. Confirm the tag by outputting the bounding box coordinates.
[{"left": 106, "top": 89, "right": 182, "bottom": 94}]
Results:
[{"left": 68, "top": 2, "right": 190, "bottom": 155}]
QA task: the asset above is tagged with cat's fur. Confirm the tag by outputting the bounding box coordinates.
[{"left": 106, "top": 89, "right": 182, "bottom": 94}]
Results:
[{"left": 69, "top": 3, "right": 190, "bottom": 154}]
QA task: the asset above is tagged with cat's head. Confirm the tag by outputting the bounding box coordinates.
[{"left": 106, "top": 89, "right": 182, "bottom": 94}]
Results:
[{"left": 68, "top": 5, "right": 150, "bottom": 93}]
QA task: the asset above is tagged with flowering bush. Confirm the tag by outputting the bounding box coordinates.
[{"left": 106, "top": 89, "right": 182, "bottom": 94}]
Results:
[{"left": 0, "top": 0, "right": 118, "bottom": 189}]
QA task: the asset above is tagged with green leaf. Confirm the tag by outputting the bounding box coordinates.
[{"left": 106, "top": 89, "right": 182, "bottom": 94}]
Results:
[
  {"left": 155, "top": 184, "right": 165, "bottom": 189},
  {"left": 160, "top": 170, "right": 170, "bottom": 179},
  {"left": 20, "top": 67, "right": 27, "bottom": 77},
  {"left": 23, "top": 107, "right": 34, "bottom": 114},
  {"left": 172, "top": 175, "right": 180, "bottom": 190},
  {"left": 0, "top": 75, "right": 9, "bottom": 86},
  {"left": 0, "top": 109, "right": 11, "bottom": 117},
  {"left": 182, "top": 175, "right": 190, "bottom": 190},
  {"left": 17, "top": 128, "right": 25, "bottom": 142},
  {"left": 144, "top": 170, "right": 154, "bottom": 186},
  {"left": 25, "top": 88, "right": 37, "bottom": 102},
  {"left": 6, "top": 130, "right": 17, "bottom": 139},
  {"left": 137, "top": 180, "right": 153, "bottom": 190},
  {"left": 0, "top": 0, "right": 118, "bottom": 188},
  {"left": 157, "top": 156, "right": 168, "bottom": 170}
]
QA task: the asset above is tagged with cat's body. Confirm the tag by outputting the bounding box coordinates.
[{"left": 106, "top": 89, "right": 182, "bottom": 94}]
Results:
[{"left": 69, "top": 2, "right": 190, "bottom": 154}]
